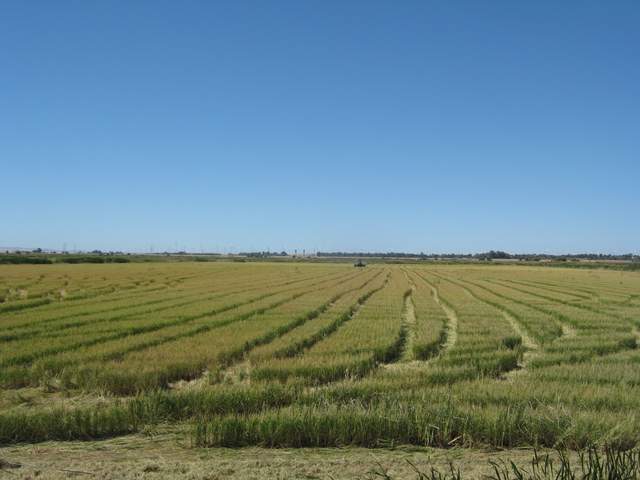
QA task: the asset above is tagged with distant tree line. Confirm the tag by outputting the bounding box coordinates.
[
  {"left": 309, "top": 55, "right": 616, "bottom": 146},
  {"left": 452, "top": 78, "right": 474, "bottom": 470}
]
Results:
[
  {"left": 0, "top": 253, "right": 131, "bottom": 265},
  {"left": 0, "top": 255, "right": 53, "bottom": 264},
  {"left": 239, "top": 251, "right": 288, "bottom": 258},
  {"left": 1, "top": 249, "right": 638, "bottom": 266},
  {"left": 317, "top": 251, "right": 640, "bottom": 261},
  {"left": 316, "top": 252, "right": 467, "bottom": 259}
]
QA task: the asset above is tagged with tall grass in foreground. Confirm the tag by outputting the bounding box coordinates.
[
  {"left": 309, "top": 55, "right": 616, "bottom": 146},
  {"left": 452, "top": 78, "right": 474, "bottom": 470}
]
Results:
[
  {"left": 0, "top": 384, "right": 296, "bottom": 444},
  {"left": 3, "top": 383, "right": 640, "bottom": 448},
  {"left": 488, "top": 447, "right": 640, "bottom": 480},
  {"left": 365, "top": 447, "right": 640, "bottom": 480},
  {"left": 191, "top": 402, "right": 640, "bottom": 449}
]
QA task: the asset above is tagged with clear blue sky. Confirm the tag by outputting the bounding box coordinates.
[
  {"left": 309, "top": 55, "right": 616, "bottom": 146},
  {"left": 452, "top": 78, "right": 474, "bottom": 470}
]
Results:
[{"left": 2, "top": 1, "right": 638, "bottom": 254}]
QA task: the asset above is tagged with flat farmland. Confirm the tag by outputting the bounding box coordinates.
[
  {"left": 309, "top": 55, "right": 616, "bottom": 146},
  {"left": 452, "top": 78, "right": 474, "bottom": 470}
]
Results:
[{"left": 1, "top": 261, "right": 640, "bottom": 478}]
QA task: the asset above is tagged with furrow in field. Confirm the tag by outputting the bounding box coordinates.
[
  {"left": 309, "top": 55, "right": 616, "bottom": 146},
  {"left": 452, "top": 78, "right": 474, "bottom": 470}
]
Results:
[
  {"left": 267, "top": 271, "right": 387, "bottom": 360},
  {"left": 432, "top": 274, "right": 540, "bottom": 341},
  {"left": 0, "top": 268, "right": 338, "bottom": 333},
  {"left": 0, "top": 289, "right": 217, "bottom": 341},
  {"left": 0, "top": 270, "right": 363, "bottom": 369},
  {"left": 455, "top": 278, "right": 574, "bottom": 339},
  {"left": 537, "top": 278, "right": 640, "bottom": 299},
  {"left": 244, "top": 273, "right": 389, "bottom": 385},
  {"left": 70, "top": 270, "right": 375, "bottom": 393},
  {"left": 454, "top": 277, "right": 638, "bottom": 369},
  {"left": 378, "top": 289, "right": 417, "bottom": 372},
  {"left": 248, "top": 270, "right": 405, "bottom": 385},
  {"left": 92, "top": 293, "right": 313, "bottom": 363},
  {"left": 0, "top": 274, "right": 193, "bottom": 317},
  {"left": 493, "top": 279, "right": 585, "bottom": 302},
  {"left": 406, "top": 270, "right": 524, "bottom": 380},
  {"left": 486, "top": 278, "right": 636, "bottom": 336},
  {"left": 501, "top": 310, "right": 539, "bottom": 380},
  {"left": 5, "top": 267, "right": 248, "bottom": 311},
  {"left": 207, "top": 270, "right": 386, "bottom": 386},
  {"left": 412, "top": 272, "right": 458, "bottom": 355},
  {"left": 500, "top": 278, "right": 593, "bottom": 301},
  {"left": 399, "top": 283, "right": 416, "bottom": 362},
  {"left": 0, "top": 269, "right": 343, "bottom": 340},
  {"left": 0, "top": 280, "right": 180, "bottom": 325},
  {"left": 487, "top": 278, "right": 632, "bottom": 324}
]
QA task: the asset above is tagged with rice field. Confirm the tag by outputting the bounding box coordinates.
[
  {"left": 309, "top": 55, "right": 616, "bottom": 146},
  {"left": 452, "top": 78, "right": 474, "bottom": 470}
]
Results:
[{"left": 1, "top": 260, "right": 640, "bottom": 455}]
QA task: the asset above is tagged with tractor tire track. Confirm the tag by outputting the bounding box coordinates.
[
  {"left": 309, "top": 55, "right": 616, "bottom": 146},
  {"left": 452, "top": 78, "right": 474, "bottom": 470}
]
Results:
[
  {"left": 412, "top": 272, "right": 458, "bottom": 357},
  {"left": 417, "top": 271, "right": 539, "bottom": 379}
]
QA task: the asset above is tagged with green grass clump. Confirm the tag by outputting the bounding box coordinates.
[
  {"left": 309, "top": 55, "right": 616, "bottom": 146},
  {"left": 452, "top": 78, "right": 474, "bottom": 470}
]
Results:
[{"left": 502, "top": 335, "right": 523, "bottom": 350}]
